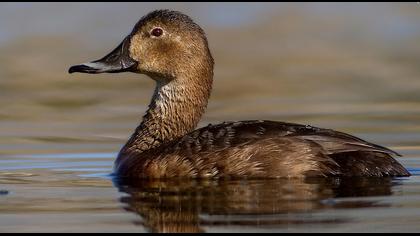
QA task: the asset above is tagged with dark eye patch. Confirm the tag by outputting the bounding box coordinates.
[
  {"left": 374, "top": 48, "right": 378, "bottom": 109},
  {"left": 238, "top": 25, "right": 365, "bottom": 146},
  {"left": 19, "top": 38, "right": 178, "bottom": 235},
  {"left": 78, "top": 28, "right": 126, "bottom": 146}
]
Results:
[{"left": 151, "top": 27, "right": 163, "bottom": 37}]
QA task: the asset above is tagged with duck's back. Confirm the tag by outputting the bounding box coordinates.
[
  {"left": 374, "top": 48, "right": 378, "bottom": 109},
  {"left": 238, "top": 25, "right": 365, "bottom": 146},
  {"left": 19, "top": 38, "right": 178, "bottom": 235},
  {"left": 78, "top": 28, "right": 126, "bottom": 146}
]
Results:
[{"left": 116, "top": 120, "right": 410, "bottom": 178}]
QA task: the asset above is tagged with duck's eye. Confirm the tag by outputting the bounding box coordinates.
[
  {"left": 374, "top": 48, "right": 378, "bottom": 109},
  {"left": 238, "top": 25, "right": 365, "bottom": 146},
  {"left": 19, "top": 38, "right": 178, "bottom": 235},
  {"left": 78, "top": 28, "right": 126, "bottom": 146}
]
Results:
[{"left": 151, "top": 28, "right": 163, "bottom": 37}]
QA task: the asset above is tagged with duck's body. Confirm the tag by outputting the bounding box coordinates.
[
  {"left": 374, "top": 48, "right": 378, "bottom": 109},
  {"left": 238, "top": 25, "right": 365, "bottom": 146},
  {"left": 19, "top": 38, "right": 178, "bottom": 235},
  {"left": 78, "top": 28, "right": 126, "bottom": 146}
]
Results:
[
  {"left": 116, "top": 120, "right": 408, "bottom": 178},
  {"left": 69, "top": 10, "right": 410, "bottom": 178}
]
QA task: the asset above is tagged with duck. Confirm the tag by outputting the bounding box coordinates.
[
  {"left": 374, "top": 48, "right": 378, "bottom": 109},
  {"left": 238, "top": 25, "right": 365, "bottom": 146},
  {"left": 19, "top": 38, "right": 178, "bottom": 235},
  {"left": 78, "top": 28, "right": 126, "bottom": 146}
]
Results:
[{"left": 69, "top": 9, "right": 410, "bottom": 179}]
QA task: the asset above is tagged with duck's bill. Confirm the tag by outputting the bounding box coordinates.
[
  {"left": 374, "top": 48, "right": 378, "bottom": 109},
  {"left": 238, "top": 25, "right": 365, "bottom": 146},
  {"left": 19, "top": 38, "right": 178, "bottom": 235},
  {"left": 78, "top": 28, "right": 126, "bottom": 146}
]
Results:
[{"left": 68, "top": 37, "right": 137, "bottom": 74}]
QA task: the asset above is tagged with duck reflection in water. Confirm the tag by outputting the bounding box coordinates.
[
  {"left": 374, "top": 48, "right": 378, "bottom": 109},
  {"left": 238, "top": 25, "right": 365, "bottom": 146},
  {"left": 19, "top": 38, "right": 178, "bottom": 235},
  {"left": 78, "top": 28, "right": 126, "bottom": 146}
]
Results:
[{"left": 113, "top": 177, "right": 401, "bottom": 233}]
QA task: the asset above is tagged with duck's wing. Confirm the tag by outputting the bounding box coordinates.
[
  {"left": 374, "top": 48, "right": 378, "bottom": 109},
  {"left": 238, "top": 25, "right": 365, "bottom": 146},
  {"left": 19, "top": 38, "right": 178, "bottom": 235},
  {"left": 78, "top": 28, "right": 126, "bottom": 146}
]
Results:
[
  {"left": 188, "top": 120, "right": 409, "bottom": 177},
  {"left": 178, "top": 120, "right": 400, "bottom": 157},
  {"left": 118, "top": 120, "right": 409, "bottom": 178}
]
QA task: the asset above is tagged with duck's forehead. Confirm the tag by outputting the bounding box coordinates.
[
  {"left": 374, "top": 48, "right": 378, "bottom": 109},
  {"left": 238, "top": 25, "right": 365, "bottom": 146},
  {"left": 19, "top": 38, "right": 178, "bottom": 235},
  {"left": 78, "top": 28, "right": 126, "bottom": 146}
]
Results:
[
  {"left": 131, "top": 18, "right": 156, "bottom": 33},
  {"left": 131, "top": 10, "right": 198, "bottom": 34}
]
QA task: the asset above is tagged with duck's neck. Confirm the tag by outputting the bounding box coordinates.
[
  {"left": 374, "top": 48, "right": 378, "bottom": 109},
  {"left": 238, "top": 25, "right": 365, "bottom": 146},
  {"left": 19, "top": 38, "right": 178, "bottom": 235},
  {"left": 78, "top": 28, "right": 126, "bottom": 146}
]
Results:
[{"left": 120, "top": 70, "right": 213, "bottom": 155}]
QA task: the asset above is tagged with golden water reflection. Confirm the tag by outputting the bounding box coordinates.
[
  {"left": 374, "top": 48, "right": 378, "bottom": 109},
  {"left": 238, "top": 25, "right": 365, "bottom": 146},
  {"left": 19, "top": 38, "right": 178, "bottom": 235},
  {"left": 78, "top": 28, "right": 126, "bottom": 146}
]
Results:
[{"left": 115, "top": 177, "right": 397, "bottom": 233}]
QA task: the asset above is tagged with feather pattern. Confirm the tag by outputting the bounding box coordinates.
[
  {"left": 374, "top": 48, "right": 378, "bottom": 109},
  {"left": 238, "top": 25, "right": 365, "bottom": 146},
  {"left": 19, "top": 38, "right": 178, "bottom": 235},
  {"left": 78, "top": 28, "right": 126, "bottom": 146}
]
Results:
[{"left": 116, "top": 120, "right": 410, "bottom": 178}]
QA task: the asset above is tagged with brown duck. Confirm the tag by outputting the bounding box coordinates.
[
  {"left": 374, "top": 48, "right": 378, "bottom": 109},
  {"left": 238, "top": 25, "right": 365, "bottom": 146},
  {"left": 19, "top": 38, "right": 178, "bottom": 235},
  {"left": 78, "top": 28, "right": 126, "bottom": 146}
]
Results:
[{"left": 69, "top": 10, "right": 410, "bottom": 178}]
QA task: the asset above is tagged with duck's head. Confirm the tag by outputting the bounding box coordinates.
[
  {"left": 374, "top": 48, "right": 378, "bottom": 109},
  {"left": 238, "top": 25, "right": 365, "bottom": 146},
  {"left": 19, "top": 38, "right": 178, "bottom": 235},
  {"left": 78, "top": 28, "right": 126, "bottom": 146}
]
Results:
[{"left": 69, "top": 9, "right": 214, "bottom": 82}]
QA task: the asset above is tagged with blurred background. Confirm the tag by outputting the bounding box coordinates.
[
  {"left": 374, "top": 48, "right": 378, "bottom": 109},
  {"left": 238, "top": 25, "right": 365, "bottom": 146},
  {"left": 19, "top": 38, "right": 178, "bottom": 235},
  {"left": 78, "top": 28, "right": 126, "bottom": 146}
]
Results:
[
  {"left": 1, "top": 3, "right": 420, "bottom": 233},
  {"left": 0, "top": 2, "right": 419, "bottom": 156}
]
